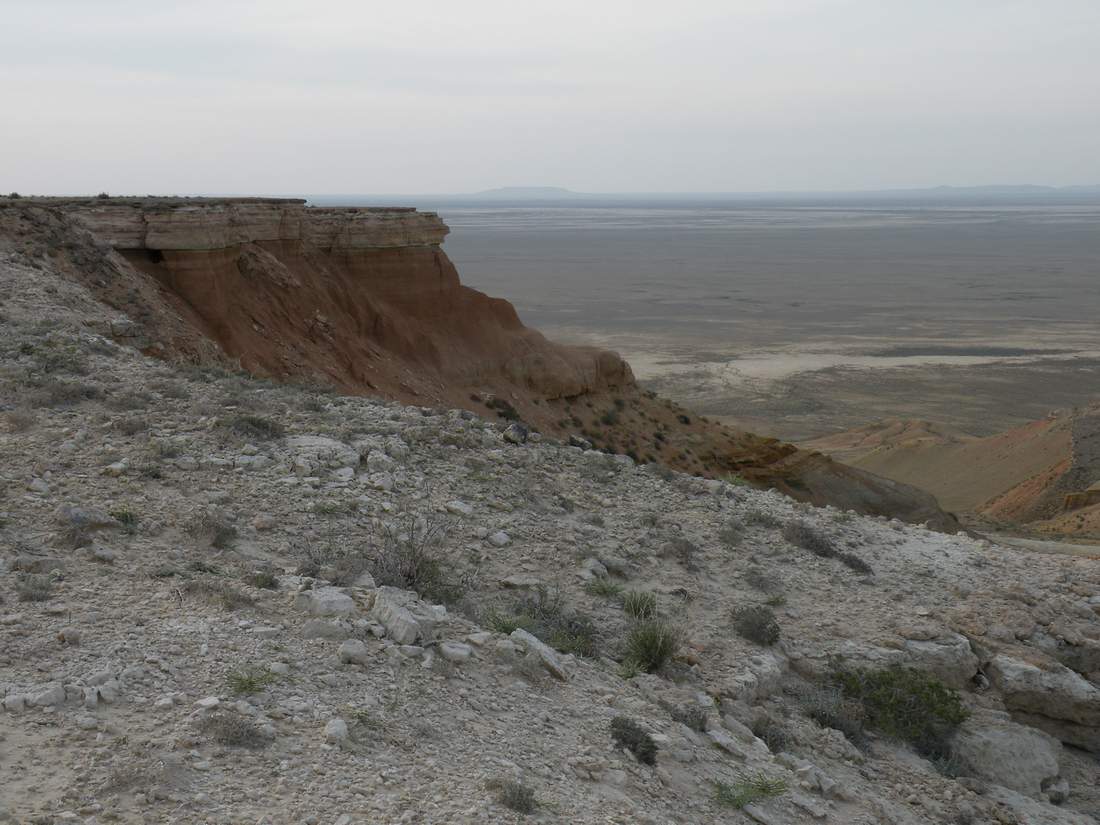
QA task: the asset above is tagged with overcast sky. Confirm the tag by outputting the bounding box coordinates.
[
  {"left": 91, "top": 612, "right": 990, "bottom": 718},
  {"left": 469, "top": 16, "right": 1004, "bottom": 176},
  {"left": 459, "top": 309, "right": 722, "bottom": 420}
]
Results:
[{"left": 2, "top": 0, "right": 1098, "bottom": 195}]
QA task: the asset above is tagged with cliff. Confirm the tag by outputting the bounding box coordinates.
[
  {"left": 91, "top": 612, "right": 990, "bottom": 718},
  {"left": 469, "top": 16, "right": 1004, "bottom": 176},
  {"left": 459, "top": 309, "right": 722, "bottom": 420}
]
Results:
[{"left": 0, "top": 197, "right": 956, "bottom": 529}]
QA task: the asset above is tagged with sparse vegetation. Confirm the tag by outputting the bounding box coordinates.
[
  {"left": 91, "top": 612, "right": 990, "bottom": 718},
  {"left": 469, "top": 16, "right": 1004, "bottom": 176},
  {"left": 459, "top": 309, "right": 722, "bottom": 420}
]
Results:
[
  {"left": 227, "top": 666, "right": 277, "bottom": 695},
  {"left": 489, "top": 778, "right": 539, "bottom": 815},
  {"left": 621, "top": 590, "right": 657, "bottom": 619},
  {"left": 185, "top": 509, "right": 238, "bottom": 549},
  {"left": 744, "top": 508, "right": 783, "bottom": 529},
  {"left": 17, "top": 573, "right": 53, "bottom": 602},
  {"left": 783, "top": 520, "right": 872, "bottom": 574},
  {"left": 182, "top": 578, "right": 255, "bottom": 611},
  {"left": 732, "top": 605, "right": 781, "bottom": 646},
  {"left": 366, "top": 514, "right": 468, "bottom": 606},
  {"left": 110, "top": 509, "right": 139, "bottom": 535},
  {"left": 660, "top": 537, "right": 700, "bottom": 571},
  {"left": 752, "top": 714, "right": 793, "bottom": 754},
  {"left": 669, "top": 703, "right": 709, "bottom": 732},
  {"left": 484, "top": 587, "right": 599, "bottom": 657},
  {"left": 246, "top": 569, "right": 280, "bottom": 590},
  {"left": 610, "top": 716, "right": 658, "bottom": 765},
  {"left": 198, "top": 712, "right": 268, "bottom": 748},
  {"left": 622, "top": 619, "right": 680, "bottom": 673},
  {"left": 832, "top": 665, "right": 968, "bottom": 758},
  {"left": 225, "top": 414, "right": 284, "bottom": 441},
  {"left": 714, "top": 773, "right": 788, "bottom": 809},
  {"left": 584, "top": 578, "right": 623, "bottom": 599},
  {"left": 718, "top": 517, "right": 744, "bottom": 547},
  {"left": 802, "top": 685, "right": 866, "bottom": 744}
]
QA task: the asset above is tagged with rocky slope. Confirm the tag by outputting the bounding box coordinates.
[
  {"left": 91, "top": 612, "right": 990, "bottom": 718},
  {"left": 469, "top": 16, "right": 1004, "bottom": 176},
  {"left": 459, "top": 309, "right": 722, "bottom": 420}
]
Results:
[
  {"left": 804, "top": 409, "right": 1100, "bottom": 537},
  {"left": 2, "top": 216, "right": 1100, "bottom": 824},
  {"left": 0, "top": 197, "right": 955, "bottom": 530}
]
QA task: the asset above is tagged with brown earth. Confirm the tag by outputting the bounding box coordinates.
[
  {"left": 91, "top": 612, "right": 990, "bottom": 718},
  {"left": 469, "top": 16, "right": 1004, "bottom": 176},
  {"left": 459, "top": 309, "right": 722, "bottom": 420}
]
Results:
[
  {"left": 804, "top": 408, "right": 1100, "bottom": 536},
  {"left": 0, "top": 197, "right": 957, "bottom": 529}
]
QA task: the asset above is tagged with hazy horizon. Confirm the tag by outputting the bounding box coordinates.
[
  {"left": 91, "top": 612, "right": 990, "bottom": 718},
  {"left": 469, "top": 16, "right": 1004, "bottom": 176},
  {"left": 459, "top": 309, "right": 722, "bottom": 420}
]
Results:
[{"left": 3, "top": 1, "right": 1099, "bottom": 194}]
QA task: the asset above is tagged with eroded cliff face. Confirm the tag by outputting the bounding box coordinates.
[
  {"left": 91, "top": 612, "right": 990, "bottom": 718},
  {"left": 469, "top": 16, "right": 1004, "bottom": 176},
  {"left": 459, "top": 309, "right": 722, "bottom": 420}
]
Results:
[{"left": 0, "top": 197, "right": 956, "bottom": 528}]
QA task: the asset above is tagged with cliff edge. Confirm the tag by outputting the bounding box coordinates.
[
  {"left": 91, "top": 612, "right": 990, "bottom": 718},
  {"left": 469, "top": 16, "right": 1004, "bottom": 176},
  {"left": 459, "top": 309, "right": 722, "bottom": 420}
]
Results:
[{"left": 0, "top": 196, "right": 956, "bottom": 529}]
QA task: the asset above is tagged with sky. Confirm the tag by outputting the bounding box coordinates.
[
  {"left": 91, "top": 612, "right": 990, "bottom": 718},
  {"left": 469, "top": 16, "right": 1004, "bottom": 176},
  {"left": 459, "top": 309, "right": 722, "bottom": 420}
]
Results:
[{"left": 2, "top": 0, "right": 1099, "bottom": 195}]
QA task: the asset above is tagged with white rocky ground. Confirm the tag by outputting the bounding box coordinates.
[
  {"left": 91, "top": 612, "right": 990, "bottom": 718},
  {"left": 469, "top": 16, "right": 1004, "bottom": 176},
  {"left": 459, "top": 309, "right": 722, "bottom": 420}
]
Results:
[{"left": 1, "top": 248, "right": 1099, "bottom": 824}]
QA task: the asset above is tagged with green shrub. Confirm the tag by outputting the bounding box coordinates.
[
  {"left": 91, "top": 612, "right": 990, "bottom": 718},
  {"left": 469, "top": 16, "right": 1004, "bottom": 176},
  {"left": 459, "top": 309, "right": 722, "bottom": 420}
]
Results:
[
  {"left": 610, "top": 716, "right": 657, "bottom": 765},
  {"left": 832, "top": 665, "right": 968, "bottom": 757},
  {"left": 227, "top": 666, "right": 277, "bottom": 695},
  {"left": 621, "top": 590, "right": 657, "bottom": 619},
  {"left": 714, "top": 773, "right": 788, "bottom": 809},
  {"left": 485, "top": 587, "right": 598, "bottom": 657},
  {"left": 584, "top": 579, "right": 623, "bottom": 599},
  {"left": 732, "top": 605, "right": 781, "bottom": 646},
  {"left": 623, "top": 619, "right": 680, "bottom": 673}
]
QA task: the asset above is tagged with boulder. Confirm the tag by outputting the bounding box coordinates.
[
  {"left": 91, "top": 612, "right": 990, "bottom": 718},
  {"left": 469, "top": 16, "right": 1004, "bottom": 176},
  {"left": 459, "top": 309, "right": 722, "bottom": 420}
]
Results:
[
  {"left": 952, "top": 710, "right": 1063, "bottom": 799},
  {"left": 338, "top": 639, "right": 371, "bottom": 666},
  {"left": 294, "top": 587, "right": 356, "bottom": 618},
  {"left": 987, "top": 654, "right": 1100, "bottom": 752},
  {"left": 368, "top": 587, "right": 435, "bottom": 645},
  {"left": 284, "top": 435, "right": 360, "bottom": 472},
  {"left": 510, "top": 629, "right": 569, "bottom": 681}
]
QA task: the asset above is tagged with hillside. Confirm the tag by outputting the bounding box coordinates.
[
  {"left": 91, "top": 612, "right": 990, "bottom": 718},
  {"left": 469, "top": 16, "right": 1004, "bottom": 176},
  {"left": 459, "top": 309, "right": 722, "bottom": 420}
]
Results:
[
  {"left": 2, "top": 234, "right": 1100, "bottom": 823},
  {"left": 0, "top": 197, "right": 955, "bottom": 531},
  {"left": 803, "top": 409, "right": 1100, "bottom": 536}
]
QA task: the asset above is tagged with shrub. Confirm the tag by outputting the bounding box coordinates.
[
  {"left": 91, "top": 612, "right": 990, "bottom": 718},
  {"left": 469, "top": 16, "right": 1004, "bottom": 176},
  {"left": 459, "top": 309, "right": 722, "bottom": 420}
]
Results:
[
  {"left": 246, "top": 569, "right": 279, "bottom": 590},
  {"left": 744, "top": 508, "right": 783, "bottom": 529},
  {"left": 485, "top": 587, "right": 599, "bottom": 657},
  {"left": 623, "top": 619, "right": 680, "bottom": 673},
  {"left": 225, "top": 414, "right": 284, "bottom": 441},
  {"left": 198, "top": 713, "right": 267, "bottom": 748},
  {"left": 669, "top": 703, "right": 709, "bottom": 732},
  {"left": 227, "top": 666, "right": 277, "bottom": 695},
  {"left": 718, "top": 518, "right": 744, "bottom": 547},
  {"left": 185, "top": 510, "right": 238, "bottom": 550},
  {"left": 802, "top": 686, "right": 866, "bottom": 744},
  {"left": 584, "top": 578, "right": 623, "bottom": 599},
  {"left": 732, "top": 605, "right": 781, "bottom": 646},
  {"left": 783, "top": 520, "right": 873, "bottom": 574},
  {"left": 610, "top": 716, "right": 658, "bottom": 765},
  {"left": 714, "top": 773, "right": 788, "bottom": 809},
  {"left": 752, "top": 714, "right": 792, "bottom": 754},
  {"left": 660, "top": 537, "right": 701, "bottom": 571},
  {"left": 743, "top": 567, "right": 782, "bottom": 595},
  {"left": 837, "top": 551, "right": 874, "bottom": 575},
  {"left": 782, "top": 520, "right": 836, "bottom": 556},
  {"left": 367, "top": 515, "right": 466, "bottom": 606},
  {"left": 110, "top": 509, "right": 139, "bottom": 535},
  {"left": 17, "top": 573, "right": 53, "bottom": 602},
  {"left": 183, "top": 578, "right": 255, "bottom": 611},
  {"left": 832, "top": 665, "right": 968, "bottom": 758},
  {"left": 621, "top": 590, "right": 657, "bottom": 619},
  {"left": 490, "top": 778, "right": 538, "bottom": 815}
]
